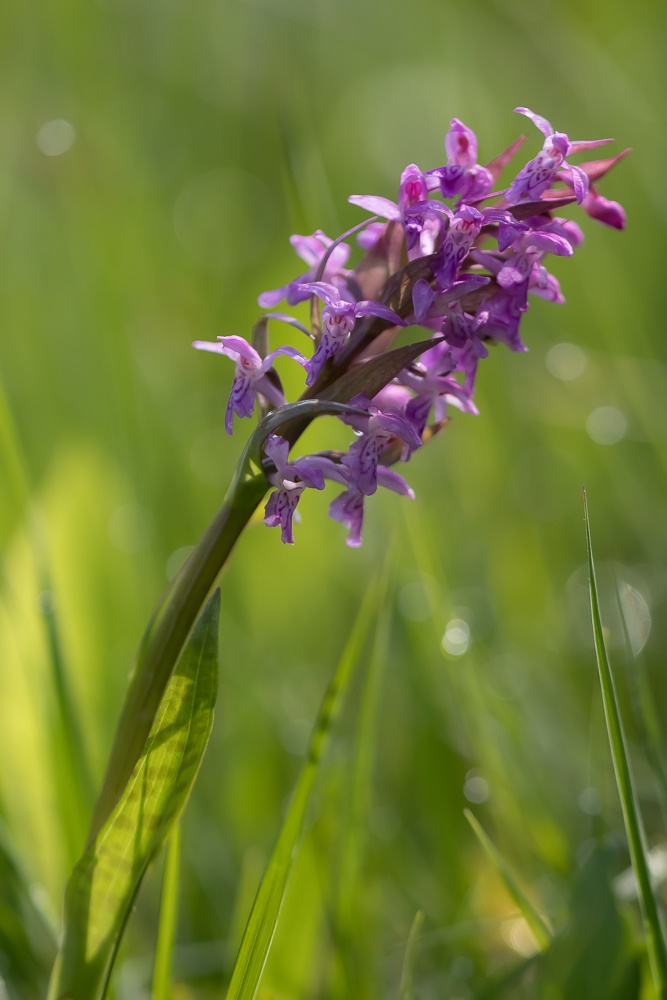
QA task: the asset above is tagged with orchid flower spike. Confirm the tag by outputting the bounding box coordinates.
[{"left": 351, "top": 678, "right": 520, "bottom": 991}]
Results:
[{"left": 196, "top": 105, "right": 626, "bottom": 545}]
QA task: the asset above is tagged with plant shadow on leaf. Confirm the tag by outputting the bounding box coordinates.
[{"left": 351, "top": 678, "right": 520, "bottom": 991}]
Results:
[{"left": 49, "top": 590, "right": 220, "bottom": 1000}]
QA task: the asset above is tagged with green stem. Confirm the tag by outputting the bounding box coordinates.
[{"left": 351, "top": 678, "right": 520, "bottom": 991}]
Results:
[{"left": 89, "top": 470, "right": 268, "bottom": 841}]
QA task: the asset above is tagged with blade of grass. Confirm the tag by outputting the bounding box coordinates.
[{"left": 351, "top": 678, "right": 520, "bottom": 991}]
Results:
[
  {"left": 49, "top": 589, "right": 220, "bottom": 1000},
  {"left": 584, "top": 488, "right": 667, "bottom": 997},
  {"left": 337, "top": 555, "right": 392, "bottom": 932},
  {"left": 0, "top": 375, "right": 93, "bottom": 856},
  {"left": 464, "top": 809, "right": 552, "bottom": 951},
  {"left": 152, "top": 823, "right": 181, "bottom": 1000},
  {"left": 399, "top": 910, "right": 424, "bottom": 1000},
  {"left": 224, "top": 580, "right": 381, "bottom": 1000},
  {"left": 327, "top": 560, "right": 391, "bottom": 996},
  {"left": 0, "top": 822, "right": 57, "bottom": 998}
]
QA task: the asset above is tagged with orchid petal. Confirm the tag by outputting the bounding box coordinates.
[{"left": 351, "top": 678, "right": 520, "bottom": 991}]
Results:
[
  {"left": 297, "top": 455, "right": 349, "bottom": 487},
  {"left": 413, "top": 279, "right": 436, "bottom": 324},
  {"left": 568, "top": 163, "right": 589, "bottom": 204},
  {"left": 525, "top": 231, "right": 573, "bottom": 256},
  {"left": 376, "top": 466, "right": 415, "bottom": 498},
  {"left": 289, "top": 460, "right": 325, "bottom": 490},
  {"left": 297, "top": 281, "right": 342, "bottom": 308},
  {"left": 289, "top": 232, "right": 331, "bottom": 267},
  {"left": 354, "top": 300, "right": 406, "bottom": 326},
  {"left": 218, "top": 336, "right": 262, "bottom": 366},
  {"left": 445, "top": 118, "right": 478, "bottom": 166},
  {"left": 514, "top": 107, "right": 554, "bottom": 137},
  {"left": 261, "top": 345, "right": 308, "bottom": 373},
  {"left": 264, "top": 434, "right": 290, "bottom": 471},
  {"left": 329, "top": 490, "right": 365, "bottom": 547},
  {"left": 253, "top": 375, "right": 287, "bottom": 411},
  {"left": 192, "top": 339, "right": 240, "bottom": 361},
  {"left": 257, "top": 287, "right": 287, "bottom": 308},
  {"left": 263, "top": 313, "right": 314, "bottom": 340},
  {"left": 348, "top": 194, "right": 401, "bottom": 221}
]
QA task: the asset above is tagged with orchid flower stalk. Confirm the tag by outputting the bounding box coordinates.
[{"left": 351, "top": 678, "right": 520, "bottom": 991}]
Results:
[
  {"left": 95, "top": 103, "right": 628, "bottom": 841},
  {"left": 52, "top": 107, "right": 627, "bottom": 998}
]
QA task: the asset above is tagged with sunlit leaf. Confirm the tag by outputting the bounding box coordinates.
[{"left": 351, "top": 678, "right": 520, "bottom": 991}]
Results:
[{"left": 49, "top": 589, "right": 220, "bottom": 1000}]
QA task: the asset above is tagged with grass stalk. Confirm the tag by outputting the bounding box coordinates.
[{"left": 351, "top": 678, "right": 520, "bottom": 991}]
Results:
[{"left": 584, "top": 488, "right": 667, "bottom": 997}]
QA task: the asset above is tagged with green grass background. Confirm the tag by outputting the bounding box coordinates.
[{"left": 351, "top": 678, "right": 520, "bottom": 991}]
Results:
[{"left": 1, "top": 0, "right": 666, "bottom": 995}]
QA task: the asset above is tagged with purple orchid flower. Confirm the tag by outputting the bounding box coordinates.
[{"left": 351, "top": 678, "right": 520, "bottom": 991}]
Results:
[
  {"left": 477, "top": 281, "right": 530, "bottom": 353},
  {"left": 329, "top": 466, "right": 415, "bottom": 548},
  {"left": 258, "top": 230, "right": 353, "bottom": 309},
  {"left": 402, "top": 365, "right": 478, "bottom": 435},
  {"left": 298, "top": 281, "right": 406, "bottom": 386},
  {"left": 192, "top": 335, "right": 307, "bottom": 433},
  {"left": 349, "top": 164, "right": 446, "bottom": 258},
  {"left": 506, "top": 107, "right": 612, "bottom": 206},
  {"left": 496, "top": 227, "right": 573, "bottom": 289},
  {"left": 430, "top": 118, "right": 494, "bottom": 202},
  {"left": 262, "top": 436, "right": 415, "bottom": 548},
  {"left": 341, "top": 401, "right": 423, "bottom": 496},
  {"left": 435, "top": 205, "right": 484, "bottom": 290},
  {"left": 262, "top": 435, "right": 330, "bottom": 545}
]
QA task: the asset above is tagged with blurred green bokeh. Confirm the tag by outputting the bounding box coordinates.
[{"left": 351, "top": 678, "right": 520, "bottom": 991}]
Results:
[{"left": 1, "top": 0, "right": 666, "bottom": 995}]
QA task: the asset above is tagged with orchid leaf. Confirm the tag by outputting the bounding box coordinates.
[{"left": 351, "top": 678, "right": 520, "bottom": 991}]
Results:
[
  {"left": 49, "top": 590, "right": 220, "bottom": 1000},
  {"left": 316, "top": 337, "right": 442, "bottom": 408},
  {"left": 508, "top": 195, "right": 576, "bottom": 219}
]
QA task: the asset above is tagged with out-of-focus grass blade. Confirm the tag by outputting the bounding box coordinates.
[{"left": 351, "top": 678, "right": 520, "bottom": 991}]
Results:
[
  {"left": 584, "top": 490, "right": 667, "bottom": 996},
  {"left": 537, "top": 843, "right": 641, "bottom": 998},
  {"left": 464, "top": 809, "right": 552, "bottom": 951},
  {"left": 0, "top": 374, "right": 93, "bottom": 861},
  {"left": 152, "top": 823, "right": 181, "bottom": 1000},
  {"left": 614, "top": 574, "right": 667, "bottom": 818},
  {"left": 225, "top": 581, "right": 380, "bottom": 1000},
  {"left": 0, "top": 822, "right": 57, "bottom": 999},
  {"left": 337, "top": 562, "right": 391, "bottom": 935},
  {"left": 399, "top": 910, "right": 424, "bottom": 1000},
  {"left": 49, "top": 589, "right": 220, "bottom": 1000}
]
